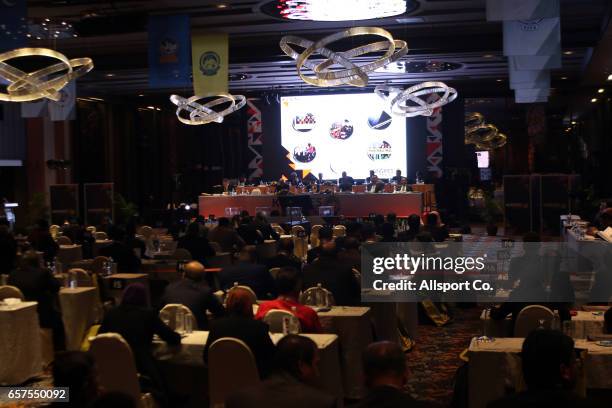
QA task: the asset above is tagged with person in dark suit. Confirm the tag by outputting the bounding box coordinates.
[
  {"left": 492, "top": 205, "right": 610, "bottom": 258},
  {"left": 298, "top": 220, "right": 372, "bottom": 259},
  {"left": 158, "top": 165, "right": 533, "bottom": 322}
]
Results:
[
  {"left": 225, "top": 334, "right": 337, "bottom": 408},
  {"left": 390, "top": 169, "right": 403, "bottom": 184},
  {"left": 9, "top": 250, "right": 66, "bottom": 350},
  {"left": 0, "top": 219, "right": 17, "bottom": 274},
  {"left": 219, "top": 246, "right": 276, "bottom": 299},
  {"left": 366, "top": 170, "right": 376, "bottom": 184},
  {"left": 204, "top": 286, "right": 275, "bottom": 378},
  {"left": 99, "top": 283, "right": 180, "bottom": 406},
  {"left": 367, "top": 175, "right": 385, "bottom": 193},
  {"left": 265, "top": 239, "right": 302, "bottom": 271},
  {"left": 397, "top": 214, "right": 421, "bottom": 242},
  {"left": 422, "top": 212, "right": 449, "bottom": 242},
  {"left": 338, "top": 171, "right": 355, "bottom": 192},
  {"left": 28, "top": 219, "right": 59, "bottom": 263},
  {"left": 99, "top": 226, "right": 141, "bottom": 273},
  {"left": 209, "top": 217, "right": 246, "bottom": 252},
  {"left": 307, "top": 226, "right": 333, "bottom": 264},
  {"left": 253, "top": 213, "right": 280, "bottom": 241},
  {"left": 177, "top": 222, "right": 216, "bottom": 266},
  {"left": 351, "top": 341, "right": 435, "bottom": 408},
  {"left": 487, "top": 330, "right": 599, "bottom": 408},
  {"left": 159, "top": 261, "right": 225, "bottom": 330},
  {"left": 303, "top": 242, "right": 360, "bottom": 306},
  {"left": 237, "top": 216, "right": 264, "bottom": 245},
  {"left": 338, "top": 237, "right": 361, "bottom": 271}
]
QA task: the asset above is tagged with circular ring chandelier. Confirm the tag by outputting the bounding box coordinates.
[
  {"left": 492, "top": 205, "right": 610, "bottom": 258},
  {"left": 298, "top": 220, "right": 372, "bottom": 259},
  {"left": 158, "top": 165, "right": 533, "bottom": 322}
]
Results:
[
  {"left": 464, "top": 112, "right": 508, "bottom": 150},
  {"left": 375, "top": 81, "right": 458, "bottom": 117},
  {"left": 170, "top": 94, "right": 246, "bottom": 126},
  {"left": 280, "top": 27, "right": 408, "bottom": 87},
  {"left": 275, "top": 0, "right": 409, "bottom": 21},
  {"left": 0, "top": 47, "right": 93, "bottom": 102}
]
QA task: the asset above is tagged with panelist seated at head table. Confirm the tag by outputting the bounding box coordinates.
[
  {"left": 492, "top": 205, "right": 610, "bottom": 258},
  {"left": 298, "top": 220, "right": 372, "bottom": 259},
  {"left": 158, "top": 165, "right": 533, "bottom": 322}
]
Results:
[
  {"left": 338, "top": 171, "right": 355, "bottom": 192},
  {"left": 367, "top": 175, "right": 385, "bottom": 193}
]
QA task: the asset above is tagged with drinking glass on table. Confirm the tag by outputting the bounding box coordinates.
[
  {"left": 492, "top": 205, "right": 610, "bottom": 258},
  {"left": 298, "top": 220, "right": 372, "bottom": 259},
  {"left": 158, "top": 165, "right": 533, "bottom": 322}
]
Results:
[
  {"left": 184, "top": 315, "right": 193, "bottom": 334},
  {"left": 175, "top": 309, "right": 185, "bottom": 334}
]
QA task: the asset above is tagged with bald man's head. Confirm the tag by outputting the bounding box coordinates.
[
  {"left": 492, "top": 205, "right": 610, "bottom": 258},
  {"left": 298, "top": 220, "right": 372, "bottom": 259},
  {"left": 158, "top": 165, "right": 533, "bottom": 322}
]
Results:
[
  {"left": 362, "top": 341, "right": 408, "bottom": 388},
  {"left": 184, "top": 261, "right": 205, "bottom": 281}
]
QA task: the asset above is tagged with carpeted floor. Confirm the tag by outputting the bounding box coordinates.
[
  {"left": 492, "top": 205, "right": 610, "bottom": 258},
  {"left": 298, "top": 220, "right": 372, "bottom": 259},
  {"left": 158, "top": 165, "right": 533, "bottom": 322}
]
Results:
[{"left": 404, "top": 306, "right": 482, "bottom": 407}]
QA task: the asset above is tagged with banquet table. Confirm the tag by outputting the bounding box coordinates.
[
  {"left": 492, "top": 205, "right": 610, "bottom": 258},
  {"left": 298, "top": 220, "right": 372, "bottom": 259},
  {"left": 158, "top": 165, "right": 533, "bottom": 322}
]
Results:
[
  {"left": 153, "top": 331, "right": 343, "bottom": 400},
  {"left": 59, "top": 287, "right": 99, "bottom": 350},
  {"left": 468, "top": 337, "right": 612, "bottom": 408},
  {"left": 199, "top": 192, "right": 423, "bottom": 218},
  {"left": 480, "top": 309, "right": 606, "bottom": 338},
  {"left": 0, "top": 301, "right": 43, "bottom": 385},
  {"left": 57, "top": 244, "right": 83, "bottom": 264}
]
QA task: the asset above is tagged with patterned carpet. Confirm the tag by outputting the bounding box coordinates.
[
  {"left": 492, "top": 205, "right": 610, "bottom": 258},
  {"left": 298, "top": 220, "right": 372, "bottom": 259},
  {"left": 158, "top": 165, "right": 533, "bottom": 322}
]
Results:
[{"left": 404, "top": 306, "right": 482, "bottom": 407}]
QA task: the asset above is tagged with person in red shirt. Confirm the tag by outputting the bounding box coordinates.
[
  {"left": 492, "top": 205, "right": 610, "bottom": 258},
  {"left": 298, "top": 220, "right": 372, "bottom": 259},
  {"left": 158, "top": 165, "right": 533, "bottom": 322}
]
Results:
[{"left": 255, "top": 267, "right": 322, "bottom": 333}]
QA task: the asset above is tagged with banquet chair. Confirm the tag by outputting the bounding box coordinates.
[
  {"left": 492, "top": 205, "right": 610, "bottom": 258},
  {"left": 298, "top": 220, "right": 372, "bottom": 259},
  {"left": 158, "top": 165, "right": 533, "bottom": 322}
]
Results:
[
  {"left": 293, "top": 236, "right": 308, "bottom": 260},
  {"left": 291, "top": 225, "right": 305, "bottom": 237},
  {"left": 514, "top": 305, "right": 554, "bottom": 337},
  {"left": 0, "top": 285, "right": 24, "bottom": 301},
  {"left": 227, "top": 283, "right": 257, "bottom": 304},
  {"left": 94, "top": 231, "right": 108, "bottom": 241},
  {"left": 159, "top": 304, "right": 198, "bottom": 331},
  {"left": 49, "top": 225, "right": 61, "bottom": 239},
  {"left": 310, "top": 224, "right": 324, "bottom": 247},
  {"left": 56, "top": 235, "right": 73, "bottom": 245},
  {"left": 332, "top": 225, "right": 346, "bottom": 238},
  {"left": 250, "top": 188, "right": 262, "bottom": 195},
  {"left": 269, "top": 267, "right": 281, "bottom": 280},
  {"left": 209, "top": 241, "right": 223, "bottom": 253},
  {"left": 208, "top": 338, "right": 260, "bottom": 408},
  {"left": 90, "top": 333, "right": 155, "bottom": 408},
  {"left": 256, "top": 240, "right": 277, "bottom": 260},
  {"left": 138, "top": 226, "right": 154, "bottom": 241},
  {"left": 171, "top": 248, "right": 192, "bottom": 261},
  {"left": 86, "top": 226, "right": 97, "bottom": 234},
  {"left": 68, "top": 268, "right": 94, "bottom": 287},
  {"left": 263, "top": 309, "right": 301, "bottom": 333},
  {"left": 271, "top": 224, "right": 285, "bottom": 236},
  {"left": 300, "top": 284, "right": 335, "bottom": 307}
]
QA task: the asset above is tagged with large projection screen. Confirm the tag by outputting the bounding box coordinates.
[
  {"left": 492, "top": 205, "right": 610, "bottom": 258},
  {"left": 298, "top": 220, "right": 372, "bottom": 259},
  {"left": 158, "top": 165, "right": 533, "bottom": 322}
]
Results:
[{"left": 280, "top": 93, "right": 407, "bottom": 179}]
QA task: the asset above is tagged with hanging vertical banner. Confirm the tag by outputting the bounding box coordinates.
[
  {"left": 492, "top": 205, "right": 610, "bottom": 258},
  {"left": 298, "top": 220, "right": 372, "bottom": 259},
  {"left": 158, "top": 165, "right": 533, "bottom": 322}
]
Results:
[
  {"left": 191, "top": 32, "right": 228, "bottom": 95},
  {"left": 21, "top": 99, "right": 48, "bottom": 118},
  {"left": 148, "top": 14, "right": 191, "bottom": 88},
  {"left": 0, "top": 0, "right": 27, "bottom": 52},
  {"left": 426, "top": 94, "right": 443, "bottom": 178},
  {"left": 48, "top": 81, "right": 76, "bottom": 121},
  {"left": 246, "top": 98, "right": 264, "bottom": 179}
]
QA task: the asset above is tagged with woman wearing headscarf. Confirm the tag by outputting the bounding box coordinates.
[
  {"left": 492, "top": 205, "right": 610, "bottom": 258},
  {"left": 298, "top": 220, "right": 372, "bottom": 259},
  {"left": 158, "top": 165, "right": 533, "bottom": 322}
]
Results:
[
  {"left": 203, "top": 287, "right": 275, "bottom": 378},
  {"left": 99, "top": 283, "right": 180, "bottom": 405}
]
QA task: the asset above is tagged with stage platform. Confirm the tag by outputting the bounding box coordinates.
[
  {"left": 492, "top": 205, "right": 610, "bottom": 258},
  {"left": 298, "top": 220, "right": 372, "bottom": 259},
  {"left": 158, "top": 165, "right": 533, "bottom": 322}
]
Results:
[{"left": 199, "top": 192, "right": 423, "bottom": 218}]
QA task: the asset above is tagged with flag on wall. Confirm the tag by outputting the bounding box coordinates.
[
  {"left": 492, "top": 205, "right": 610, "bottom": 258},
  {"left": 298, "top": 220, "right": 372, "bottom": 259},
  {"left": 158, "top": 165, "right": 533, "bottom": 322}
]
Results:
[
  {"left": 191, "top": 32, "right": 228, "bottom": 95},
  {"left": 0, "top": 0, "right": 27, "bottom": 52},
  {"left": 48, "top": 81, "right": 76, "bottom": 121},
  {"left": 148, "top": 14, "right": 191, "bottom": 88}
]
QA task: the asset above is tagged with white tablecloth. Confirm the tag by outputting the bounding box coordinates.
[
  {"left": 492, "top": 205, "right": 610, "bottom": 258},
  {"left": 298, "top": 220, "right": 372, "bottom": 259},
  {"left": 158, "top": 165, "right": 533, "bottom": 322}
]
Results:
[
  {"left": 468, "top": 337, "right": 612, "bottom": 408},
  {"left": 59, "top": 287, "right": 99, "bottom": 350},
  {"left": 480, "top": 309, "right": 605, "bottom": 338},
  {"left": 154, "top": 331, "right": 343, "bottom": 399},
  {"left": 0, "top": 302, "right": 43, "bottom": 385}
]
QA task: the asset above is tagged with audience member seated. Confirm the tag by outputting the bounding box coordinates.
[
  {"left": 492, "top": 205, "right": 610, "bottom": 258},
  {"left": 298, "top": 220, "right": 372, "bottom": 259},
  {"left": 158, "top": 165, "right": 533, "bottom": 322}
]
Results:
[
  {"left": 422, "top": 212, "right": 449, "bottom": 242},
  {"left": 99, "top": 283, "right": 180, "bottom": 401},
  {"left": 253, "top": 212, "right": 280, "bottom": 241},
  {"left": 209, "top": 217, "right": 246, "bottom": 252},
  {"left": 302, "top": 242, "right": 360, "bottom": 306},
  {"left": 380, "top": 223, "right": 396, "bottom": 242},
  {"left": 362, "top": 223, "right": 378, "bottom": 243},
  {"left": 266, "top": 238, "right": 302, "bottom": 271},
  {"left": 0, "top": 218, "right": 17, "bottom": 274},
  {"left": 307, "top": 226, "right": 333, "bottom": 264},
  {"left": 397, "top": 214, "right": 421, "bottom": 242},
  {"left": 28, "top": 219, "right": 59, "bottom": 262},
  {"left": 487, "top": 330, "right": 597, "bottom": 408},
  {"left": 9, "top": 250, "right": 66, "bottom": 350},
  {"left": 61, "top": 218, "right": 87, "bottom": 245},
  {"left": 50, "top": 351, "right": 99, "bottom": 408},
  {"left": 225, "top": 334, "right": 337, "bottom": 408},
  {"left": 99, "top": 226, "right": 141, "bottom": 273},
  {"left": 220, "top": 246, "right": 276, "bottom": 299},
  {"left": 160, "top": 261, "right": 225, "bottom": 329},
  {"left": 204, "top": 286, "right": 276, "bottom": 377},
  {"left": 177, "top": 222, "right": 216, "bottom": 265},
  {"left": 255, "top": 267, "right": 322, "bottom": 333},
  {"left": 338, "top": 237, "right": 361, "bottom": 271},
  {"left": 238, "top": 214, "right": 264, "bottom": 245},
  {"left": 351, "top": 341, "right": 435, "bottom": 408}
]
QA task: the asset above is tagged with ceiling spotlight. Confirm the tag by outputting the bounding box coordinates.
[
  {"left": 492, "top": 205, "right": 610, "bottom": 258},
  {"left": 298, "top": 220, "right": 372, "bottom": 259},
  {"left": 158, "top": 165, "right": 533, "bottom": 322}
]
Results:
[
  {"left": 216, "top": 3, "right": 228, "bottom": 8},
  {"left": 482, "top": 54, "right": 494, "bottom": 58},
  {"left": 563, "top": 51, "right": 573, "bottom": 55},
  {"left": 591, "top": 98, "right": 598, "bottom": 103},
  {"left": 138, "top": 94, "right": 145, "bottom": 97},
  {"left": 496, "top": 79, "right": 503, "bottom": 82},
  {"left": 147, "top": 106, "right": 155, "bottom": 110},
  {"left": 105, "top": 73, "right": 115, "bottom": 77},
  {"left": 571, "top": 121, "right": 576, "bottom": 125},
  {"left": 598, "top": 88, "right": 604, "bottom": 93},
  {"left": 560, "top": 76, "right": 568, "bottom": 80},
  {"left": 44, "top": 18, "right": 50, "bottom": 22},
  {"left": 608, "top": 74, "right": 612, "bottom": 81},
  {"left": 61, "top": 21, "right": 67, "bottom": 25}
]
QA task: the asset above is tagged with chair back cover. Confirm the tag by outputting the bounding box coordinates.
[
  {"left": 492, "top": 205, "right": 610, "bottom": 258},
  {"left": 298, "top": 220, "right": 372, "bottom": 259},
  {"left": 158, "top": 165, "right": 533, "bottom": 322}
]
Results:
[
  {"left": 269, "top": 267, "right": 281, "bottom": 280},
  {"left": 159, "top": 303, "right": 198, "bottom": 330},
  {"left": 227, "top": 284, "right": 258, "bottom": 304},
  {"left": 300, "top": 284, "right": 335, "bottom": 307},
  {"left": 171, "top": 248, "right": 192, "bottom": 261},
  {"left": 332, "top": 225, "right": 346, "bottom": 238},
  {"left": 49, "top": 225, "right": 60, "bottom": 239},
  {"left": 86, "top": 226, "right": 97, "bottom": 234},
  {"left": 310, "top": 224, "right": 323, "bottom": 247},
  {"left": 0, "top": 285, "right": 24, "bottom": 300},
  {"left": 90, "top": 333, "right": 142, "bottom": 403},
  {"left": 208, "top": 337, "right": 260, "bottom": 407},
  {"left": 514, "top": 305, "right": 554, "bottom": 337},
  {"left": 290, "top": 225, "right": 305, "bottom": 237},
  {"left": 293, "top": 236, "right": 307, "bottom": 260},
  {"left": 68, "top": 268, "right": 94, "bottom": 287},
  {"left": 94, "top": 231, "right": 108, "bottom": 241},
  {"left": 138, "top": 226, "right": 154, "bottom": 240},
  {"left": 263, "top": 309, "right": 301, "bottom": 333},
  {"left": 56, "top": 236, "right": 72, "bottom": 245}
]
